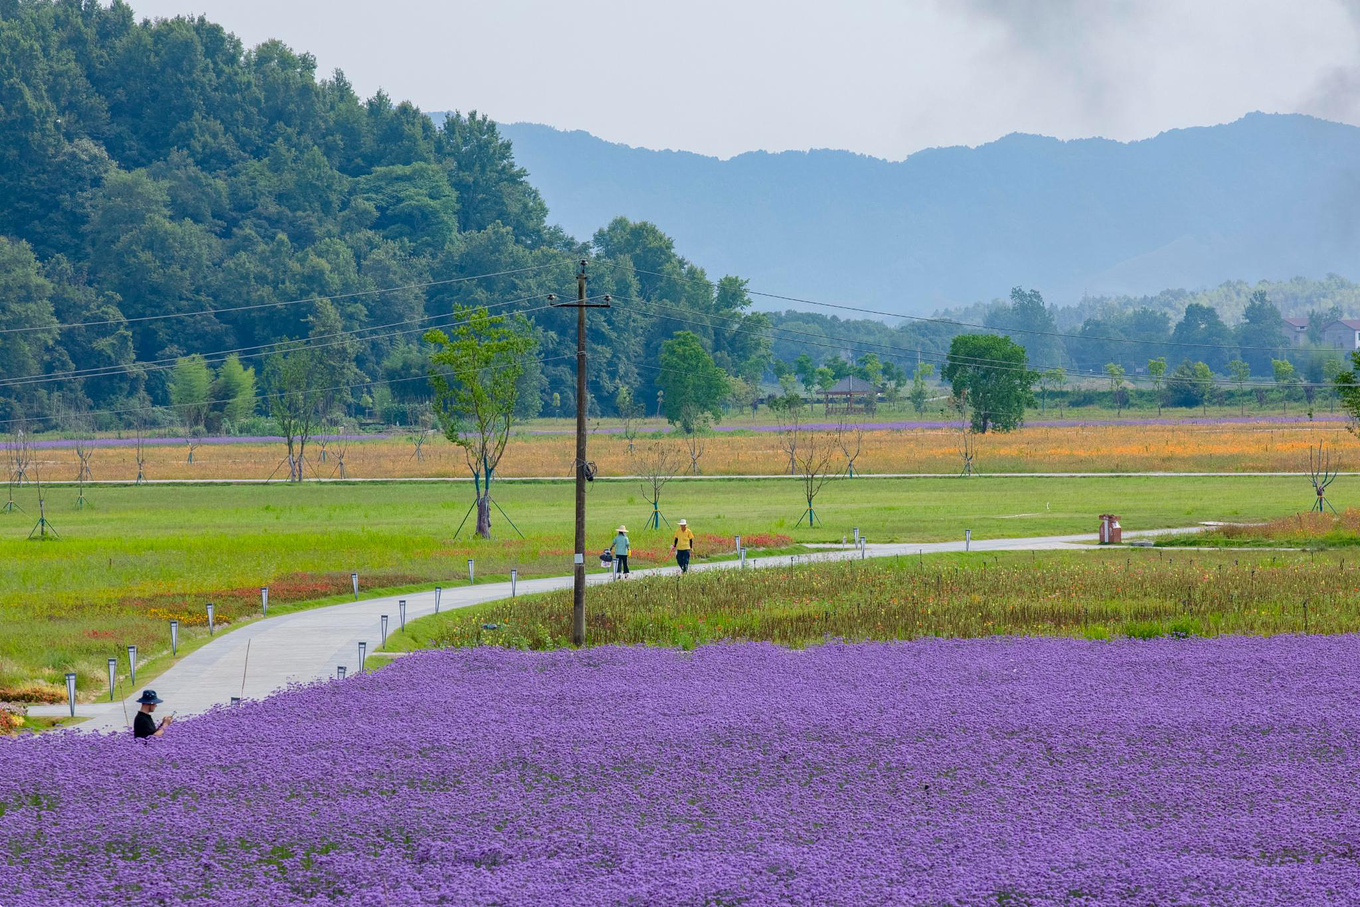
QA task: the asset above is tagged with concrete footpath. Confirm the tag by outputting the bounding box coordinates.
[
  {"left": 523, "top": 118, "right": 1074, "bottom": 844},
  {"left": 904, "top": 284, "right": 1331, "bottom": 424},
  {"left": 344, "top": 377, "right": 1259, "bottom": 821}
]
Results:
[{"left": 32, "top": 527, "right": 1198, "bottom": 732}]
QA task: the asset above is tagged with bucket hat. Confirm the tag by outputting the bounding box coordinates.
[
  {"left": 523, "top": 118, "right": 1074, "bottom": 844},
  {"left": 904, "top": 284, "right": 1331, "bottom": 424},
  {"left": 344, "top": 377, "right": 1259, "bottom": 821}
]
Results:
[
  {"left": 678, "top": 519, "right": 687, "bottom": 526},
  {"left": 136, "top": 690, "right": 163, "bottom": 705}
]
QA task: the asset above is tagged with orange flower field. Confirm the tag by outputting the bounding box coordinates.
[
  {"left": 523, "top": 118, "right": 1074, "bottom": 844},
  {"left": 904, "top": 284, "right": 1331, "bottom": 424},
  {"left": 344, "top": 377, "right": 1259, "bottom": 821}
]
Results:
[{"left": 20, "top": 420, "right": 1354, "bottom": 482}]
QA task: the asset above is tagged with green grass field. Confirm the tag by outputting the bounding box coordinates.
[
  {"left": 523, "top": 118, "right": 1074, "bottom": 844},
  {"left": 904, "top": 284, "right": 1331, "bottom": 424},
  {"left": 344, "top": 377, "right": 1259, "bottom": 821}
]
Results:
[
  {"left": 0, "top": 473, "right": 1340, "bottom": 699},
  {"left": 390, "top": 548, "right": 1346, "bottom": 652}
]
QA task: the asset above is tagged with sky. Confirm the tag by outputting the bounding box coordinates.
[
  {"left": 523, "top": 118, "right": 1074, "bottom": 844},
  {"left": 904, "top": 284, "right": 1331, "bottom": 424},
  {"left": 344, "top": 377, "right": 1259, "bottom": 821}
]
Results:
[{"left": 124, "top": 0, "right": 1360, "bottom": 160}]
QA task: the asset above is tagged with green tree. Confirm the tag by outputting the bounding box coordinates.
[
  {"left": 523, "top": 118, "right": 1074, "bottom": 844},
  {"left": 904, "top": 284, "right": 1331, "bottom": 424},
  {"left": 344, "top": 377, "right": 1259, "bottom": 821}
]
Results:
[
  {"left": 985, "top": 287, "right": 1061, "bottom": 369},
  {"left": 264, "top": 346, "right": 330, "bottom": 482},
  {"left": 1042, "top": 368, "right": 1067, "bottom": 417},
  {"left": 941, "top": 334, "right": 1036, "bottom": 433},
  {"left": 910, "top": 362, "right": 935, "bottom": 415},
  {"left": 1171, "top": 303, "right": 1235, "bottom": 372},
  {"left": 426, "top": 306, "right": 536, "bottom": 539},
  {"left": 1147, "top": 357, "right": 1168, "bottom": 416},
  {"left": 658, "top": 331, "right": 728, "bottom": 433},
  {"left": 167, "top": 354, "right": 213, "bottom": 431},
  {"left": 1271, "top": 358, "right": 1298, "bottom": 415},
  {"left": 212, "top": 354, "right": 257, "bottom": 427},
  {"left": 1103, "top": 362, "right": 1127, "bottom": 414},
  {"left": 1235, "top": 291, "right": 1283, "bottom": 374}
]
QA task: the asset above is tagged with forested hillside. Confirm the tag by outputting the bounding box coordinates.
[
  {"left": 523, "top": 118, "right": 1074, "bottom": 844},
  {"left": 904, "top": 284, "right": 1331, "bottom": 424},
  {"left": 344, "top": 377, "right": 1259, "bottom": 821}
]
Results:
[{"left": 0, "top": 0, "right": 770, "bottom": 429}]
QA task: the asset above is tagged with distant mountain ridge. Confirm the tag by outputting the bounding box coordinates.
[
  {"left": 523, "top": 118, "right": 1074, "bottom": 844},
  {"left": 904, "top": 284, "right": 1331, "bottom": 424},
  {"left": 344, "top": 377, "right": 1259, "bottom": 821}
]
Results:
[{"left": 492, "top": 114, "right": 1360, "bottom": 315}]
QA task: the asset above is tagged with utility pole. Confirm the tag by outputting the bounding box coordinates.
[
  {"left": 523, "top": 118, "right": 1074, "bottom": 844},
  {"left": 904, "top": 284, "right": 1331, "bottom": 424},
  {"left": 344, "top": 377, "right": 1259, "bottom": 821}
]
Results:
[{"left": 551, "top": 260, "right": 609, "bottom": 645}]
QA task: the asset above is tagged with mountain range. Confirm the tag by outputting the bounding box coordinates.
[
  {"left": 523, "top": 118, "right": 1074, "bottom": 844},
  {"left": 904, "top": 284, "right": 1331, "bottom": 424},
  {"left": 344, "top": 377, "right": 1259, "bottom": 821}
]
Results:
[{"left": 494, "top": 113, "right": 1360, "bottom": 315}]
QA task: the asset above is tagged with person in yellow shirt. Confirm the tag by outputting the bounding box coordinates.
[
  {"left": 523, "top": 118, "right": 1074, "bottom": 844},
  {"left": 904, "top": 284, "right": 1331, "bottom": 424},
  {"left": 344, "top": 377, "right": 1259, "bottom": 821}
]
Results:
[{"left": 671, "top": 518, "right": 695, "bottom": 573}]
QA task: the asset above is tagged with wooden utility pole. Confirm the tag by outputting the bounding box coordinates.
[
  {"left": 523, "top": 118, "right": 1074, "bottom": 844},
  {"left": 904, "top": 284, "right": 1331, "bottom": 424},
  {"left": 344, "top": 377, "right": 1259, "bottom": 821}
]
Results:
[{"left": 551, "top": 260, "right": 609, "bottom": 645}]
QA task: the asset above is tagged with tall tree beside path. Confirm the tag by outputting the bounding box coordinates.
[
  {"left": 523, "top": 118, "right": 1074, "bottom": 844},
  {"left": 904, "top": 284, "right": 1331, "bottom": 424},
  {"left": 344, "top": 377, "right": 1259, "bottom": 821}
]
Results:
[
  {"left": 941, "top": 334, "right": 1036, "bottom": 433},
  {"left": 1272, "top": 358, "right": 1298, "bottom": 415},
  {"left": 1147, "top": 357, "right": 1168, "bottom": 416},
  {"left": 658, "top": 331, "right": 728, "bottom": 433},
  {"left": 426, "top": 306, "right": 535, "bottom": 539},
  {"left": 265, "top": 346, "right": 329, "bottom": 482},
  {"left": 633, "top": 440, "right": 682, "bottom": 530},
  {"left": 1104, "top": 362, "right": 1127, "bottom": 414}
]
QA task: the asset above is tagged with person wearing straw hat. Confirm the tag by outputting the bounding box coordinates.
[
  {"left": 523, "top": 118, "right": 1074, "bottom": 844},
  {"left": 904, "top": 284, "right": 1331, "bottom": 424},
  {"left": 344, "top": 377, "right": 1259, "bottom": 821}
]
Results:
[
  {"left": 610, "top": 525, "right": 631, "bottom": 576},
  {"left": 671, "top": 519, "right": 695, "bottom": 574},
  {"left": 132, "top": 690, "right": 172, "bottom": 740}
]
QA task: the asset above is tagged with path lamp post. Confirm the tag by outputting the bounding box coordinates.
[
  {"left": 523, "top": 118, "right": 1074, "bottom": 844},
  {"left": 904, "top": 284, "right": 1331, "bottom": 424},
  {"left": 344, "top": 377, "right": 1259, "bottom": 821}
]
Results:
[
  {"left": 357, "top": 642, "right": 367, "bottom": 672},
  {"left": 380, "top": 615, "right": 388, "bottom": 648},
  {"left": 260, "top": 586, "right": 268, "bottom": 617},
  {"left": 351, "top": 572, "right": 359, "bottom": 600},
  {"left": 434, "top": 586, "right": 442, "bottom": 614},
  {"left": 65, "top": 672, "right": 77, "bottom": 718},
  {"left": 965, "top": 529, "right": 971, "bottom": 551},
  {"left": 735, "top": 535, "right": 741, "bottom": 554},
  {"left": 511, "top": 569, "right": 518, "bottom": 597},
  {"left": 206, "top": 602, "right": 215, "bottom": 635},
  {"left": 468, "top": 559, "right": 474, "bottom": 584},
  {"left": 170, "top": 619, "right": 179, "bottom": 656},
  {"left": 127, "top": 645, "right": 137, "bottom": 686},
  {"left": 399, "top": 600, "right": 406, "bottom": 631},
  {"left": 860, "top": 537, "right": 866, "bottom": 560},
  {"left": 107, "top": 657, "right": 117, "bottom": 701}
]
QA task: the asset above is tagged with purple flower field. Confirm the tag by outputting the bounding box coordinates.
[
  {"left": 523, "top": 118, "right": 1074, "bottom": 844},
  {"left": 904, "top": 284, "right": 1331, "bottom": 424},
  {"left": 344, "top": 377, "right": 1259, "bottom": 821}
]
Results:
[{"left": 4, "top": 638, "right": 1360, "bottom": 906}]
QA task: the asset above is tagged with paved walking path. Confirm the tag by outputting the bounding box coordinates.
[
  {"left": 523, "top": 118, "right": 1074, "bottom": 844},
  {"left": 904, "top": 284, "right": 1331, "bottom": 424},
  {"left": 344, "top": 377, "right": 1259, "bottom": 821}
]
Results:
[{"left": 34, "top": 526, "right": 1200, "bottom": 732}]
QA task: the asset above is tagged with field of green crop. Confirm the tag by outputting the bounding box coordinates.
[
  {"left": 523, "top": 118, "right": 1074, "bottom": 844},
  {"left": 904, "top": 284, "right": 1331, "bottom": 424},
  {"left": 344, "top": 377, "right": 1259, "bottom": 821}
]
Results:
[
  {"left": 392, "top": 548, "right": 1345, "bottom": 651},
  {"left": 0, "top": 473, "right": 1335, "bottom": 698}
]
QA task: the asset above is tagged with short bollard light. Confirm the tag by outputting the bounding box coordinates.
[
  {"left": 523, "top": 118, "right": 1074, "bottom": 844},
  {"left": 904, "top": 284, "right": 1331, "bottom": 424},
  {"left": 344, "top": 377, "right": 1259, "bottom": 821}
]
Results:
[
  {"left": 358, "top": 641, "right": 367, "bottom": 672},
  {"left": 399, "top": 600, "right": 406, "bottom": 631},
  {"left": 853, "top": 527, "right": 860, "bottom": 544},
  {"left": 206, "top": 602, "right": 215, "bottom": 635},
  {"left": 434, "top": 586, "right": 442, "bottom": 614},
  {"left": 260, "top": 586, "right": 269, "bottom": 617},
  {"left": 107, "top": 657, "right": 117, "bottom": 702},
  {"left": 170, "top": 619, "right": 179, "bottom": 656},
  {"left": 740, "top": 547, "right": 747, "bottom": 568},
  {"left": 65, "top": 672, "right": 77, "bottom": 718},
  {"left": 511, "top": 569, "right": 518, "bottom": 597},
  {"left": 860, "top": 537, "right": 867, "bottom": 560},
  {"left": 380, "top": 615, "right": 388, "bottom": 647},
  {"left": 468, "top": 558, "right": 475, "bottom": 584},
  {"left": 336, "top": 665, "right": 347, "bottom": 681},
  {"left": 965, "top": 528, "right": 972, "bottom": 552},
  {"left": 128, "top": 645, "right": 138, "bottom": 686},
  {"left": 230, "top": 697, "right": 242, "bottom": 707},
  {"left": 735, "top": 534, "right": 741, "bottom": 553},
  {"left": 351, "top": 572, "right": 359, "bottom": 600}
]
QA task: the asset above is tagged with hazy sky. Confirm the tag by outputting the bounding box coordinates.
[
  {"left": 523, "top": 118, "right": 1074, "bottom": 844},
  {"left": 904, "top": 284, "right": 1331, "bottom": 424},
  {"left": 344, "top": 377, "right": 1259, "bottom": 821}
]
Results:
[{"left": 125, "top": 0, "right": 1360, "bottom": 160}]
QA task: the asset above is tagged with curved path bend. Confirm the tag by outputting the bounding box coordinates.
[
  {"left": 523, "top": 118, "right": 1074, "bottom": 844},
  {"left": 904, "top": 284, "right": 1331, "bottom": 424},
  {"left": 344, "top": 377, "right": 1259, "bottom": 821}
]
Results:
[{"left": 36, "top": 527, "right": 1198, "bottom": 732}]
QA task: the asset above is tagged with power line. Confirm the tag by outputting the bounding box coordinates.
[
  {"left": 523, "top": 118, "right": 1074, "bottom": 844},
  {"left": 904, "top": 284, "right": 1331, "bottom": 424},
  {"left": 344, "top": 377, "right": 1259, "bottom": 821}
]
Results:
[
  {"left": 0, "top": 295, "right": 558, "bottom": 390},
  {"left": 0, "top": 261, "right": 566, "bottom": 337}
]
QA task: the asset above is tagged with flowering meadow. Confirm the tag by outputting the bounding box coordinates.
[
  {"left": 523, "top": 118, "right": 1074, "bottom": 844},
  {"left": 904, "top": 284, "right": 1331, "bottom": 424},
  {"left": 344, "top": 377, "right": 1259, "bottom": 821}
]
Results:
[
  {"left": 4, "top": 638, "right": 1360, "bottom": 905},
  {"left": 411, "top": 551, "right": 1360, "bottom": 650},
  {"left": 21, "top": 418, "right": 1350, "bottom": 479}
]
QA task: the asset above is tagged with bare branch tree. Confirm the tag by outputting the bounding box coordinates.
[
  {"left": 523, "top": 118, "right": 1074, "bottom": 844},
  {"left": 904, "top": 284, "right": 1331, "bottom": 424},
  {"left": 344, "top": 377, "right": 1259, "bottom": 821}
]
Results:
[
  {"left": 770, "top": 379, "right": 805, "bottom": 476},
  {"left": 134, "top": 413, "right": 148, "bottom": 485},
  {"left": 685, "top": 433, "right": 706, "bottom": 476},
  {"left": 634, "top": 440, "right": 682, "bottom": 530},
  {"left": 794, "top": 425, "right": 844, "bottom": 528},
  {"left": 837, "top": 419, "right": 865, "bottom": 478},
  {"left": 2, "top": 423, "right": 25, "bottom": 514},
  {"left": 1310, "top": 442, "right": 1339, "bottom": 514}
]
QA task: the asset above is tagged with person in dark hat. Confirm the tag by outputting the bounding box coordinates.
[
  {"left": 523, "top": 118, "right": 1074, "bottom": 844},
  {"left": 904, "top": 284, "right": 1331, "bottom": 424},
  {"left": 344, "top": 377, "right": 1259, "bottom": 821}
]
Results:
[{"left": 133, "top": 690, "right": 172, "bottom": 740}]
